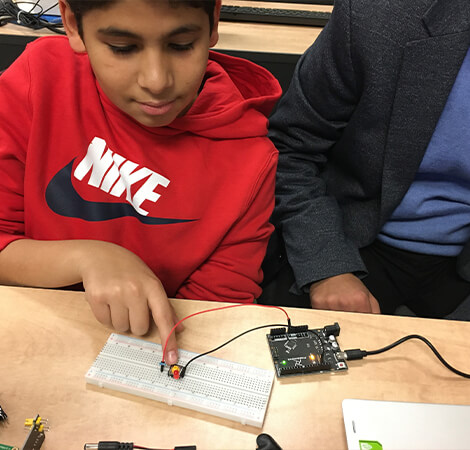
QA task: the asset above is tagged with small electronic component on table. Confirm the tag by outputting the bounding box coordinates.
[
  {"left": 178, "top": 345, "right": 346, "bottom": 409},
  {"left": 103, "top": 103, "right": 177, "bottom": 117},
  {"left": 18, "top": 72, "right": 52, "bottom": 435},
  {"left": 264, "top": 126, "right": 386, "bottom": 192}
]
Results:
[
  {"left": 0, "top": 404, "right": 7, "bottom": 422},
  {"left": 0, "top": 414, "right": 47, "bottom": 450},
  {"left": 22, "top": 415, "right": 47, "bottom": 450}
]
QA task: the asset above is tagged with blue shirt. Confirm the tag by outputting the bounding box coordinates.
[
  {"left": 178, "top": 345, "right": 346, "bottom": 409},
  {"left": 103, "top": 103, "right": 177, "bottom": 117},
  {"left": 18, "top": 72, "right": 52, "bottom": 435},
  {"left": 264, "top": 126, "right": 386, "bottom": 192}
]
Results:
[{"left": 379, "top": 47, "right": 470, "bottom": 256}]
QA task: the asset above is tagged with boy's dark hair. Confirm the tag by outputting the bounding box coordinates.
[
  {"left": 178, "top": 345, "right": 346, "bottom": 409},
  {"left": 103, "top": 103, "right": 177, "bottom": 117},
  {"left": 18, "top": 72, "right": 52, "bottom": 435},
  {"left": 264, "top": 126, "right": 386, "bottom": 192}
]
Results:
[{"left": 67, "top": 0, "right": 216, "bottom": 37}]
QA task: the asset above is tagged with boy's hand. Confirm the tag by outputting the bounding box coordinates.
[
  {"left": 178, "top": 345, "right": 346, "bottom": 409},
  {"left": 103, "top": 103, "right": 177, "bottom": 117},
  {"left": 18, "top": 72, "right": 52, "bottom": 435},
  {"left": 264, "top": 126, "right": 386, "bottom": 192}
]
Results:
[
  {"left": 77, "top": 241, "right": 181, "bottom": 365},
  {"left": 309, "top": 273, "right": 381, "bottom": 314}
]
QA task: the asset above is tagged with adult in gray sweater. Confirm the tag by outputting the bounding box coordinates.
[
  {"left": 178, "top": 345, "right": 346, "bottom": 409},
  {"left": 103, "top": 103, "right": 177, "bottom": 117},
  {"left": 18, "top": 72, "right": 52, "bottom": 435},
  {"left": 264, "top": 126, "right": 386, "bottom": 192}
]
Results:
[{"left": 262, "top": 0, "right": 470, "bottom": 319}]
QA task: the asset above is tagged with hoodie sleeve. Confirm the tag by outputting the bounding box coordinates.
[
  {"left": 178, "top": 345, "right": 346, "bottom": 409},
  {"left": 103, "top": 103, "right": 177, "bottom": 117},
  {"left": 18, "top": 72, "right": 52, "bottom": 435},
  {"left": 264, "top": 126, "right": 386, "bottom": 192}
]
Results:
[
  {"left": 175, "top": 149, "right": 278, "bottom": 303},
  {"left": 0, "top": 50, "right": 31, "bottom": 250}
]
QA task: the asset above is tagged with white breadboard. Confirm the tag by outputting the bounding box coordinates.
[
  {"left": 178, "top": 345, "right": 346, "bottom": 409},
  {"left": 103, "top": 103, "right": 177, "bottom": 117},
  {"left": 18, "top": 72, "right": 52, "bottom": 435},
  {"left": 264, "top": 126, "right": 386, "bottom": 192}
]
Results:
[{"left": 85, "top": 333, "right": 274, "bottom": 427}]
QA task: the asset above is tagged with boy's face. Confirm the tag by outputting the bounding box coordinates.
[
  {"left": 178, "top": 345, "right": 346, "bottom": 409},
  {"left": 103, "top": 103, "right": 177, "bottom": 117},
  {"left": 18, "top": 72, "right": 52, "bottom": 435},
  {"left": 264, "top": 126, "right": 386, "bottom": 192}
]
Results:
[{"left": 61, "top": 0, "right": 220, "bottom": 127}]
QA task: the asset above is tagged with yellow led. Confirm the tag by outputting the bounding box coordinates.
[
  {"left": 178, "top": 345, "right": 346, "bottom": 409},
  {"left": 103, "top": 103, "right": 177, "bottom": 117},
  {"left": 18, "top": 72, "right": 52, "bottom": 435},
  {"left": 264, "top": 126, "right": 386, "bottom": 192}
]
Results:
[
  {"left": 309, "top": 354, "right": 316, "bottom": 361},
  {"left": 170, "top": 365, "right": 181, "bottom": 379}
]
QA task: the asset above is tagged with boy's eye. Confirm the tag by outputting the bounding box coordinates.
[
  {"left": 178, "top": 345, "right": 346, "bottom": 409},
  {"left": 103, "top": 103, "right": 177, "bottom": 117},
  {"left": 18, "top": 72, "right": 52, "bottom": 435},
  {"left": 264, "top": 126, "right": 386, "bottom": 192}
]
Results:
[
  {"left": 107, "top": 44, "right": 137, "bottom": 55},
  {"left": 169, "top": 43, "right": 194, "bottom": 52}
]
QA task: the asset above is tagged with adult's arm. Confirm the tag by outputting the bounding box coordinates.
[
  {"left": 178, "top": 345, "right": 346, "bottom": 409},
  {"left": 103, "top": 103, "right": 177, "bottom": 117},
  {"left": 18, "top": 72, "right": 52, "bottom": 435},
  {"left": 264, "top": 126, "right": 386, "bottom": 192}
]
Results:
[{"left": 269, "top": 0, "right": 367, "bottom": 294}]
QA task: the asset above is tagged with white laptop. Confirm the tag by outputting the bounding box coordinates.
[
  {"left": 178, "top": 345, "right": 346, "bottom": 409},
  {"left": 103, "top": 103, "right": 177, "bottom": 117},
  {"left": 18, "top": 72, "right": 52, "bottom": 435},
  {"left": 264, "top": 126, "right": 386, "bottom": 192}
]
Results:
[{"left": 342, "top": 398, "right": 470, "bottom": 450}]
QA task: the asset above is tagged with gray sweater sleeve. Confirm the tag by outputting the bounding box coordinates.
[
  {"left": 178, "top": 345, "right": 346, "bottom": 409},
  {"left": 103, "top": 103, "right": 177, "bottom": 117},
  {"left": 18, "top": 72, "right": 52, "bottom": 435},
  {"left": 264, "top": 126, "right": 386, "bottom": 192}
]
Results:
[{"left": 269, "top": 0, "right": 367, "bottom": 292}]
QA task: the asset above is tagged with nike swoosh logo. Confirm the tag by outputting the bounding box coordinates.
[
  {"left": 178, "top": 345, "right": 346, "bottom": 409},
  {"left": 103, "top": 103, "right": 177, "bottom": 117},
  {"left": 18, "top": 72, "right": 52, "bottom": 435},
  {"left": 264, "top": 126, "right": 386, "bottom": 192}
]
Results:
[{"left": 45, "top": 159, "right": 196, "bottom": 225}]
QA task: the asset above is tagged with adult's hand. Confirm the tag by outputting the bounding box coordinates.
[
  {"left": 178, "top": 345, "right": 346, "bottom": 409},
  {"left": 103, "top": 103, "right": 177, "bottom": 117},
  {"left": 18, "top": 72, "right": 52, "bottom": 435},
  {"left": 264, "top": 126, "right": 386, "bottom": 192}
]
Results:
[{"left": 309, "top": 273, "right": 381, "bottom": 313}]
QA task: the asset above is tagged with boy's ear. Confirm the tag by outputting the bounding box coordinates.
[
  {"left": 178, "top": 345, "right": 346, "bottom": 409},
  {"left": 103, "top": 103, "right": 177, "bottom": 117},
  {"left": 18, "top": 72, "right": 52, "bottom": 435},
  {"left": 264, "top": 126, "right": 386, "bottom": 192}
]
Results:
[
  {"left": 209, "top": 0, "right": 222, "bottom": 47},
  {"left": 58, "top": 0, "right": 87, "bottom": 53}
]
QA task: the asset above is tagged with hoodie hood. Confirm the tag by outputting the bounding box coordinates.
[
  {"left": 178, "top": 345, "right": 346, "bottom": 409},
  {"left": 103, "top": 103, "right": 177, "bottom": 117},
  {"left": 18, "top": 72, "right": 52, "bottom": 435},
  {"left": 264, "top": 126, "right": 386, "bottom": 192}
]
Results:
[
  {"left": 94, "top": 48, "right": 282, "bottom": 139},
  {"left": 168, "top": 51, "right": 282, "bottom": 139}
]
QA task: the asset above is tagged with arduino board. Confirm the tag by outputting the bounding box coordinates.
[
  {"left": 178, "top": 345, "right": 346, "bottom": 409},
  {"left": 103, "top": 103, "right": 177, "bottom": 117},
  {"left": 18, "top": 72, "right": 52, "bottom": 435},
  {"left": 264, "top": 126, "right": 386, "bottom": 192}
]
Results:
[{"left": 267, "top": 322, "right": 348, "bottom": 377}]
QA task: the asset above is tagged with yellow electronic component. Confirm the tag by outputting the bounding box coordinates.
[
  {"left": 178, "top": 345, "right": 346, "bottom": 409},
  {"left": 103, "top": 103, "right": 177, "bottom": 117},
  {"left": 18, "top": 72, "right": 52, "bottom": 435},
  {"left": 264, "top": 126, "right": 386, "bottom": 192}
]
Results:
[
  {"left": 22, "top": 415, "right": 48, "bottom": 450},
  {"left": 168, "top": 364, "right": 182, "bottom": 380},
  {"left": 23, "top": 418, "right": 39, "bottom": 427}
]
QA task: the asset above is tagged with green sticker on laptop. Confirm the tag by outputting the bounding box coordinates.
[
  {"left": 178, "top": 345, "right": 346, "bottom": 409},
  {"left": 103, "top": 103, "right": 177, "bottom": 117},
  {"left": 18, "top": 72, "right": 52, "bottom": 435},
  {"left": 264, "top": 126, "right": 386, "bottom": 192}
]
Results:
[{"left": 359, "top": 441, "right": 383, "bottom": 450}]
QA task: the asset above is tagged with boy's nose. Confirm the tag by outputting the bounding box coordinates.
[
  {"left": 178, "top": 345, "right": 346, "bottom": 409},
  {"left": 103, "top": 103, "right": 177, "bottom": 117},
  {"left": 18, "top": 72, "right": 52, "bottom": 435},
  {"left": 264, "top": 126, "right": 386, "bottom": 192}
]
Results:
[{"left": 137, "top": 52, "right": 173, "bottom": 95}]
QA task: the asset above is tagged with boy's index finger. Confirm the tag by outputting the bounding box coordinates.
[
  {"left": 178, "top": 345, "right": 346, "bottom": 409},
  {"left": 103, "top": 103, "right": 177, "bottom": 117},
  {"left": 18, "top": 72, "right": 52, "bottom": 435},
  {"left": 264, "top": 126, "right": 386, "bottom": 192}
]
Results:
[{"left": 146, "top": 290, "right": 179, "bottom": 365}]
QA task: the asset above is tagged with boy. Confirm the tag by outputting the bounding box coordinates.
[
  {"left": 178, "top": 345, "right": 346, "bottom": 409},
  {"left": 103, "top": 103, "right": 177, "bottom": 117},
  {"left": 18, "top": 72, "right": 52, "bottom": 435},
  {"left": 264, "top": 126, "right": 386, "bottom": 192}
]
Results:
[{"left": 0, "top": 0, "right": 281, "bottom": 364}]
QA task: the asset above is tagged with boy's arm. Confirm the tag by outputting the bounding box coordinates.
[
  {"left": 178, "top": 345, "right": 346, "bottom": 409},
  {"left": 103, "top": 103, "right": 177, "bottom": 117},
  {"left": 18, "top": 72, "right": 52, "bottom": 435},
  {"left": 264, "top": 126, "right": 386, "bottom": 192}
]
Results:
[
  {"left": 0, "top": 239, "right": 180, "bottom": 364},
  {"left": 0, "top": 45, "right": 31, "bottom": 253},
  {"left": 0, "top": 56, "right": 179, "bottom": 363},
  {"left": 175, "top": 152, "right": 277, "bottom": 303}
]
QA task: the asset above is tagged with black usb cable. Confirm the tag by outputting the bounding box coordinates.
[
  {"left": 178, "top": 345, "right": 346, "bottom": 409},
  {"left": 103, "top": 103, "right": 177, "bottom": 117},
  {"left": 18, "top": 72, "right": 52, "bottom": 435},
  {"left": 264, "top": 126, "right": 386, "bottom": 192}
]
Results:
[{"left": 338, "top": 334, "right": 470, "bottom": 379}]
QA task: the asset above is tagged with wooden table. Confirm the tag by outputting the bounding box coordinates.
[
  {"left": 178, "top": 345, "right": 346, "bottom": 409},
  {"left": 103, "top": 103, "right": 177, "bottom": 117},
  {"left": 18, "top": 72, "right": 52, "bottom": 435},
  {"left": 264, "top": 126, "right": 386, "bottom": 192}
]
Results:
[{"left": 1, "top": 286, "right": 469, "bottom": 449}]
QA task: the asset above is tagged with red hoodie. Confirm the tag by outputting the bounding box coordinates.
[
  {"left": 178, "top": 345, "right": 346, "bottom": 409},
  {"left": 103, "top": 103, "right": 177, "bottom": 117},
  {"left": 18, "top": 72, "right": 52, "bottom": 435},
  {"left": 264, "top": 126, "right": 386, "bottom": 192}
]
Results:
[{"left": 0, "top": 36, "right": 281, "bottom": 303}]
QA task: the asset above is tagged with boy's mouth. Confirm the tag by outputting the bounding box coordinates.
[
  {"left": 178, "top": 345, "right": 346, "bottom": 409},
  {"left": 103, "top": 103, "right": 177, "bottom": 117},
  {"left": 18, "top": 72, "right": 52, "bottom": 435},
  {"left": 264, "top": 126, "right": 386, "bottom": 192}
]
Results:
[{"left": 137, "top": 100, "right": 175, "bottom": 116}]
